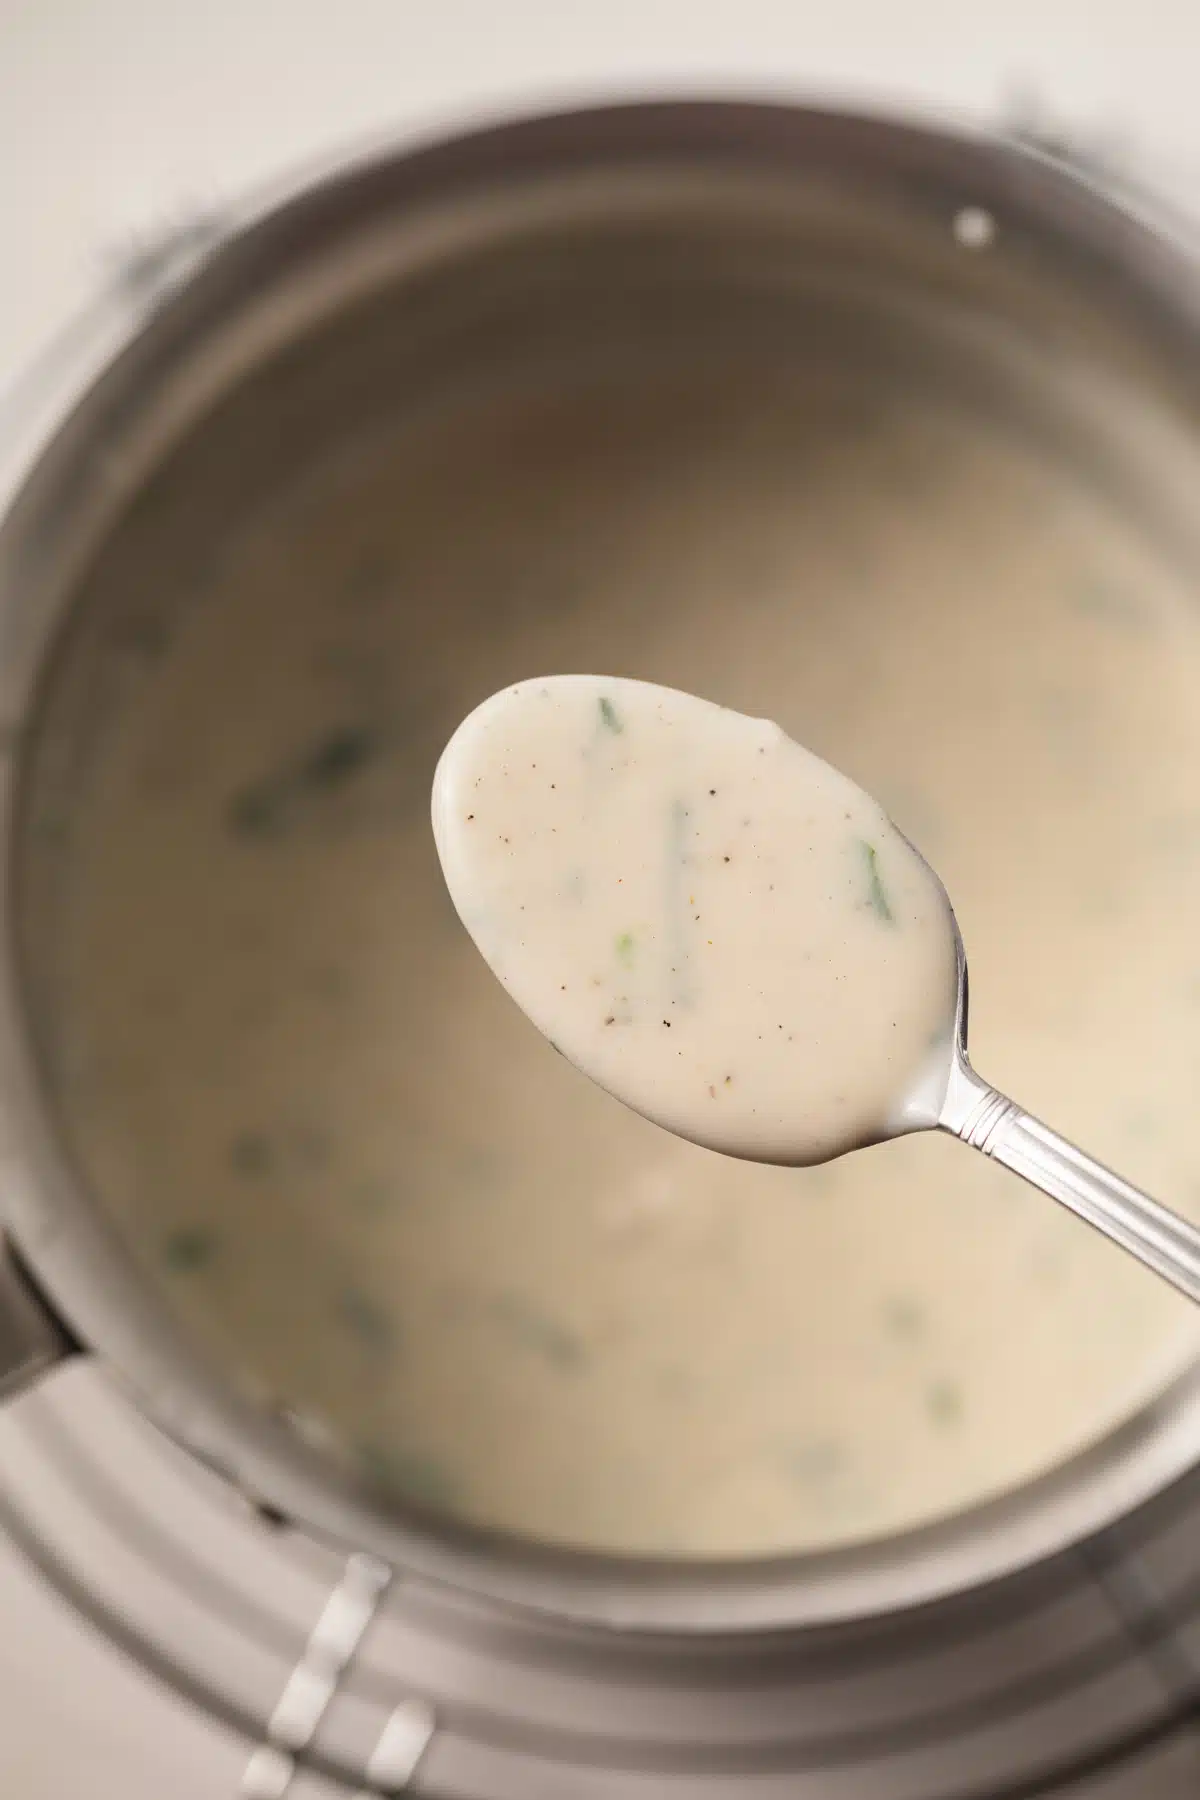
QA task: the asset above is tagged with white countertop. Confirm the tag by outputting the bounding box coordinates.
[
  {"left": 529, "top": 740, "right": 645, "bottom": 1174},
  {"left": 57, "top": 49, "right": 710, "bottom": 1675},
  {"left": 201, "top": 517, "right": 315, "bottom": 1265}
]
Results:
[{"left": 4, "top": 0, "right": 1200, "bottom": 367}]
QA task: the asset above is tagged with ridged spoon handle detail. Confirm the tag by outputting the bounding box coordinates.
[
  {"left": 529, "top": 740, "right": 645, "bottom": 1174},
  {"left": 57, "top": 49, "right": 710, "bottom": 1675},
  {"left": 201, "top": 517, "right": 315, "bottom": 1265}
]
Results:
[{"left": 943, "top": 1062, "right": 1200, "bottom": 1305}]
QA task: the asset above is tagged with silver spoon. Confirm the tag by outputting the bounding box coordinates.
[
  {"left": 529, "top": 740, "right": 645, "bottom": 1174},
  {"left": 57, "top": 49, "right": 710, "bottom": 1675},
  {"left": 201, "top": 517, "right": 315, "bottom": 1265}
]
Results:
[
  {"left": 898, "top": 913, "right": 1200, "bottom": 1305},
  {"left": 435, "top": 675, "right": 1200, "bottom": 1307}
]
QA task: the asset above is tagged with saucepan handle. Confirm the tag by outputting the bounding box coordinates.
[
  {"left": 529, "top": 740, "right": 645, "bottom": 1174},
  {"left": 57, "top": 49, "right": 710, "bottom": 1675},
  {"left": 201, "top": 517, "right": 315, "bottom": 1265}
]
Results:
[{"left": 0, "top": 1236, "right": 77, "bottom": 1398}]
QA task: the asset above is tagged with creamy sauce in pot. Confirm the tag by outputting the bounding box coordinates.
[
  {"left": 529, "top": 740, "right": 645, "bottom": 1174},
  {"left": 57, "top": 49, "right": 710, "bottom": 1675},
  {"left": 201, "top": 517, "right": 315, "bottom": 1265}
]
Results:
[
  {"left": 30, "top": 351, "right": 1200, "bottom": 1557},
  {"left": 432, "top": 676, "right": 959, "bottom": 1163}
]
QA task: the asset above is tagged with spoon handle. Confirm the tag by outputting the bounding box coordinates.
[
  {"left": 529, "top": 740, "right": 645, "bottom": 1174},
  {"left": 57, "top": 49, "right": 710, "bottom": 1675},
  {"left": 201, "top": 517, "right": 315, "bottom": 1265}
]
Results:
[{"left": 944, "top": 1074, "right": 1200, "bottom": 1306}]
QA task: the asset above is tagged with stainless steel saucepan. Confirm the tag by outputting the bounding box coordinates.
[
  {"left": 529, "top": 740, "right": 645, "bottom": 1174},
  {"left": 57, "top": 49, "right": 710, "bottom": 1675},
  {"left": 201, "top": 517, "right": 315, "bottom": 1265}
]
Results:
[{"left": 1, "top": 101, "right": 1199, "bottom": 1636}]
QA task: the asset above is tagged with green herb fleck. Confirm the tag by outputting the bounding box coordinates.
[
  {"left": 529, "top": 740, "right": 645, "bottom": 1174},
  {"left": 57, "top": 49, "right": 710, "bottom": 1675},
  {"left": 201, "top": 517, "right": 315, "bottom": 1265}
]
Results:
[
  {"left": 860, "top": 839, "right": 894, "bottom": 923},
  {"left": 227, "top": 725, "right": 378, "bottom": 837},
  {"left": 666, "top": 799, "right": 694, "bottom": 1006},
  {"left": 335, "top": 1288, "right": 395, "bottom": 1354},
  {"left": 30, "top": 807, "right": 70, "bottom": 848},
  {"left": 162, "top": 1226, "right": 218, "bottom": 1273},
  {"left": 115, "top": 615, "right": 171, "bottom": 663},
  {"left": 597, "top": 696, "right": 623, "bottom": 734},
  {"left": 799, "top": 1164, "right": 837, "bottom": 1196},
  {"left": 1071, "top": 575, "right": 1149, "bottom": 631},
  {"left": 346, "top": 552, "right": 391, "bottom": 602},
  {"left": 490, "top": 1293, "right": 586, "bottom": 1371},
  {"left": 299, "top": 727, "right": 376, "bottom": 788},
  {"left": 926, "top": 1378, "right": 963, "bottom": 1427},
  {"left": 350, "top": 1177, "right": 395, "bottom": 1215},
  {"left": 358, "top": 1442, "right": 458, "bottom": 1510},
  {"left": 228, "top": 785, "right": 282, "bottom": 837},
  {"left": 230, "top": 1132, "right": 272, "bottom": 1177},
  {"left": 882, "top": 1295, "right": 925, "bottom": 1340},
  {"left": 655, "top": 1361, "right": 695, "bottom": 1402},
  {"left": 307, "top": 964, "right": 349, "bottom": 1002},
  {"left": 1027, "top": 1242, "right": 1069, "bottom": 1289},
  {"left": 289, "top": 1124, "right": 332, "bottom": 1170},
  {"left": 615, "top": 931, "right": 636, "bottom": 967},
  {"left": 780, "top": 1438, "right": 845, "bottom": 1484}
]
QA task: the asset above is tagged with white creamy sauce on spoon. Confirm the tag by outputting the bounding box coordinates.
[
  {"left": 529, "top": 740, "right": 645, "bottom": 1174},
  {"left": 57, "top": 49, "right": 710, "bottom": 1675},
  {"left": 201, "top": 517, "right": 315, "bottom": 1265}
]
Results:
[{"left": 433, "top": 676, "right": 959, "bottom": 1165}]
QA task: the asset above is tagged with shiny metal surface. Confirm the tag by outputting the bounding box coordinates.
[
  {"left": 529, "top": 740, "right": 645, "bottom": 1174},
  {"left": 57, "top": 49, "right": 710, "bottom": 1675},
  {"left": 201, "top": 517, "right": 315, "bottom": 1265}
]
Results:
[
  {"left": 1, "top": 1364, "right": 1199, "bottom": 1797},
  {"left": 0, "top": 1239, "right": 75, "bottom": 1397},
  {"left": 897, "top": 918, "right": 1200, "bottom": 1306},
  {"left": 944, "top": 1054, "right": 1200, "bottom": 1306},
  {"left": 1, "top": 101, "right": 1200, "bottom": 1635}
]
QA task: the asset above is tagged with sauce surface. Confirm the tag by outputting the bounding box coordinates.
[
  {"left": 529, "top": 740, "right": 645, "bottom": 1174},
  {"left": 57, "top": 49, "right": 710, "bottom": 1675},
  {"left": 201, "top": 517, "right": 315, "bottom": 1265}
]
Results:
[
  {"left": 26, "top": 347, "right": 1200, "bottom": 1557},
  {"left": 433, "top": 676, "right": 959, "bottom": 1164}
]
